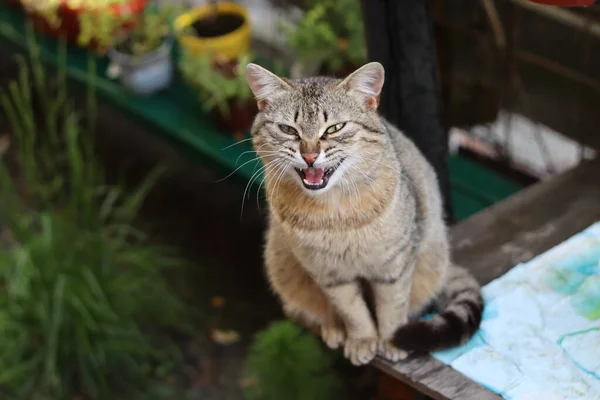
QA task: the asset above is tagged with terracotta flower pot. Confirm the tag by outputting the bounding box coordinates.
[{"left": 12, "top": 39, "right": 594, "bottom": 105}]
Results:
[
  {"left": 210, "top": 100, "right": 257, "bottom": 138},
  {"left": 528, "top": 0, "right": 594, "bottom": 5},
  {"left": 27, "top": 0, "right": 147, "bottom": 46}
]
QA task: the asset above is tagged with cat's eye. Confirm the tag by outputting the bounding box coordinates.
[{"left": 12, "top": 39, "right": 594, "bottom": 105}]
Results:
[
  {"left": 278, "top": 124, "right": 298, "bottom": 136},
  {"left": 324, "top": 123, "right": 346, "bottom": 136}
]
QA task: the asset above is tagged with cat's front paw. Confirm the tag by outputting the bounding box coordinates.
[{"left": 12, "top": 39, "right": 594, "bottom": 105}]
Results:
[
  {"left": 377, "top": 340, "right": 408, "bottom": 363},
  {"left": 321, "top": 323, "right": 346, "bottom": 349},
  {"left": 344, "top": 337, "right": 378, "bottom": 366}
]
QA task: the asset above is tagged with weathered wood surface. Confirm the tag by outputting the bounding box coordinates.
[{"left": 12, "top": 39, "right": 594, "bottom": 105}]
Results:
[
  {"left": 373, "top": 157, "right": 600, "bottom": 400},
  {"left": 373, "top": 357, "right": 501, "bottom": 400},
  {"left": 452, "top": 156, "right": 600, "bottom": 286}
]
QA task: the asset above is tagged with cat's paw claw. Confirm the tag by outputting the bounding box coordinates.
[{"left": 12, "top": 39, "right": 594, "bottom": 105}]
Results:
[
  {"left": 377, "top": 341, "right": 408, "bottom": 363},
  {"left": 321, "top": 324, "right": 346, "bottom": 349},
  {"left": 344, "top": 337, "right": 377, "bottom": 366}
]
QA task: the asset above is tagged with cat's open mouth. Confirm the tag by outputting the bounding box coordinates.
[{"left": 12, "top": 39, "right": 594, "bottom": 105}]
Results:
[{"left": 295, "top": 166, "right": 337, "bottom": 190}]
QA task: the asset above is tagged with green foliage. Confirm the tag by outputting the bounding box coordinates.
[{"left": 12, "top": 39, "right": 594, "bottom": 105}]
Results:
[
  {"left": 0, "top": 31, "right": 188, "bottom": 399},
  {"left": 124, "top": 8, "right": 177, "bottom": 56},
  {"left": 79, "top": 6, "right": 178, "bottom": 55},
  {"left": 22, "top": 0, "right": 177, "bottom": 54},
  {"left": 243, "top": 320, "right": 346, "bottom": 400},
  {"left": 179, "top": 52, "right": 254, "bottom": 116},
  {"left": 76, "top": 9, "right": 130, "bottom": 52},
  {"left": 282, "top": 0, "right": 366, "bottom": 73},
  {"left": 22, "top": 0, "right": 131, "bottom": 52}
]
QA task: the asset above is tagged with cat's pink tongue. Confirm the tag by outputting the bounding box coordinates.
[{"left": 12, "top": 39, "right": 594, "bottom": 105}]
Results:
[{"left": 303, "top": 167, "right": 325, "bottom": 183}]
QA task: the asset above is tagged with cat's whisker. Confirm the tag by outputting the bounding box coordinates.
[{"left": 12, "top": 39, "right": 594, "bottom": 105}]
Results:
[
  {"left": 268, "top": 164, "right": 287, "bottom": 205},
  {"left": 256, "top": 160, "right": 286, "bottom": 202},
  {"left": 249, "top": 145, "right": 278, "bottom": 174},
  {"left": 349, "top": 161, "right": 380, "bottom": 187},
  {"left": 330, "top": 154, "right": 370, "bottom": 199},
  {"left": 220, "top": 137, "right": 253, "bottom": 151},
  {"left": 353, "top": 153, "right": 422, "bottom": 192},
  {"left": 240, "top": 158, "right": 282, "bottom": 218},
  {"left": 332, "top": 157, "right": 359, "bottom": 199},
  {"left": 251, "top": 159, "right": 284, "bottom": 198},
  {"left": 348, "top": 163, "right": 383, "bottom": 194},
  {"left": 270, "top": 163, "right": 291, "bottom": 207},
  {"left": 250, "top": 158, "right": 262, "bottom": 176},
  {"left": 244, "top": 158, "right": 280, "bottom": 199},
  {"left": 256, "top": 160, "right": 284, "bottom": 211},
  {"left": 234, "top": 148, "right": 279, "bottom": 166},
  {"left": 349, "top": 171, "right": 361, "bottom": 201},
  {"left": 397, "top": 172, "right": 420, "bottom": 192},
  {"left": 339, "top": 158, "right": 361, "bottom": 201},
  {"left": 259, "top": 160, "right": 288, "bottom": 210},
  {"left": 220, "top": 149, "right": 283, "bottom": 184},
  {"left": 241, "top": 162, "right": 270, "bottom": 213},
  {"left": 217, "top": 156, "right": 267, "bottom": 183},
  {"left": 265, "top": 164, "right": 284, "bottom": 207}
]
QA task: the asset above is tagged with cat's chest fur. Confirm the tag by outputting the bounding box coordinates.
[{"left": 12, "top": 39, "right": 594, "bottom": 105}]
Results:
[{"left": 269, "top": 178, "right": 419, "bottom": 283}]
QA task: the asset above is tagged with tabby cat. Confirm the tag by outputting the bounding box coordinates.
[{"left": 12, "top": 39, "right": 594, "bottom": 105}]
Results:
[{"left": 245, "top": 62, "right": 483, "bottom": 365}]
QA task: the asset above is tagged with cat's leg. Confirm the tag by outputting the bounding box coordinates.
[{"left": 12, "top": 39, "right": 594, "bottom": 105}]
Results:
[
  {"left": 285, "top": 304, "right": 346, "bottom": 350},
  {"left": 266, "top": 240, "right": 346, "bottom": 349},
  {"left": 373, "top": 263, "right": 416, "bottom": 362},
  {"left": 409, "top": 242, "right": 447, "bottom": 313},
  {"left": 323, "top": 282, "right": 378, "bottom": 366}
]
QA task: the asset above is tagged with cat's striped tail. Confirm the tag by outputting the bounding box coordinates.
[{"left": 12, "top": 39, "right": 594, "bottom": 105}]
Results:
[{"left": 392, "top": 265, "right": 484, "bottom": 354}]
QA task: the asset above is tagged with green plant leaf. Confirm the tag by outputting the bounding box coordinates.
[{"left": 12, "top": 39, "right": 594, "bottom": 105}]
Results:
[
  {"left": 243, "top": 320, "right": 346, "bottom": 400},
  {"left": 0, "top": 31, "right": 189, "bottom": 399}
]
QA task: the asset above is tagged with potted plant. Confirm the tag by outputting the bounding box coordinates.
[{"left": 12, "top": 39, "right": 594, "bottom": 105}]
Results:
[
  {"left": 281, "top": 0, "right": 366, "bottom": 78},
  {"left": 179, "top": 52, "right": 256, "bottom": 139},
  {"left": 21, "top": 0, "right": 147, "bottom": 49},
  {"left": 105, "top": 7, "right": 178, "bottom": 95},
  {"left": 175, "top": 1, "right": 251, "bottom": 62}
]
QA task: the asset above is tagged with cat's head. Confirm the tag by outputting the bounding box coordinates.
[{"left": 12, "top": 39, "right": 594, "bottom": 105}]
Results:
[{"left": 245, "top": 62, "right": 387, "bottom": 195}]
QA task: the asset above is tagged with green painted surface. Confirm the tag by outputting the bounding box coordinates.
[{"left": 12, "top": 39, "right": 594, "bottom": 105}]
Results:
[
  {"left": 449, "top": 155, "right": 523, "bottom": 221},
  {"left": 0, "top": 4, "right": 522, "bottom": 221}
]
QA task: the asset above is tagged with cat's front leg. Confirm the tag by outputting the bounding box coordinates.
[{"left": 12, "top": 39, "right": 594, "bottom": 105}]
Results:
[
  {"left": 320, "top": 311, "right": 346, "bottom": 350},
  {"left": 373, "top": 264, "right": 416, "bottom": 362},
  {"left": 323, "top": 282, "right": 378, "bottom": 366}
]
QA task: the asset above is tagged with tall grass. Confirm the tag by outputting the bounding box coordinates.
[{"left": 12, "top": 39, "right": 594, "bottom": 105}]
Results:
[{"left": 0, "top": 28, "right": 188, "bottom": 400}]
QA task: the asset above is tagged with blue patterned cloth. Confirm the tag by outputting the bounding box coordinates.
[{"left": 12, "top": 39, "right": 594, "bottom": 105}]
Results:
[{"left": 433, "top": 222, "right": 600, "bottom": 400}]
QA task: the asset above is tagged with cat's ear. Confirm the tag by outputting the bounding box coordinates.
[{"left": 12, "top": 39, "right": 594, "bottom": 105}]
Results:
[
  {"left": 246, "top": 63, "right": 291, "bottom": 111},
  {"left": 338, "top": 62, "right": 385, "bottom": 110}
]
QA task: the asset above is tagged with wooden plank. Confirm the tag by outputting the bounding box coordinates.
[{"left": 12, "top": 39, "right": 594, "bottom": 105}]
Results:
[
  {"left": 373, "top": 157, "right": 600, "bottom": 399},
  {"left": 452, "top": 156, "right": 600, "bottom": 285},
  {"left": 373, "top": 358, "right": 501, "bottom": 400}
]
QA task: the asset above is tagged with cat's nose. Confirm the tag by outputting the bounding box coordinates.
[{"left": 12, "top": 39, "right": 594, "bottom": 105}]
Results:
[{"left": 301, "top": 152, "right": 319, "bottom": 166}]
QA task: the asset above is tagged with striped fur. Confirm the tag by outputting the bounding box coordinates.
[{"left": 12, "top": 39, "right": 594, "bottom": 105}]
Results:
[
  {"left": 393, "top": 266, "right": 484, "bottom": 353},
  {"left": 246, "top": 63, "right": 483, "bottom": 366}
]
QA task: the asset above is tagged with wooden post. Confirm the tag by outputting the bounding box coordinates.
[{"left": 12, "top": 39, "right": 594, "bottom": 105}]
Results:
[{"left": 361, "top": 0, "right": 454, "bottom": 223}]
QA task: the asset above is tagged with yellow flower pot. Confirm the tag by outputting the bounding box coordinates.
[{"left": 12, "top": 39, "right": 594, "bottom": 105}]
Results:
[{"left": 175, "top": 2, "right": 251, "bottom": 61}]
